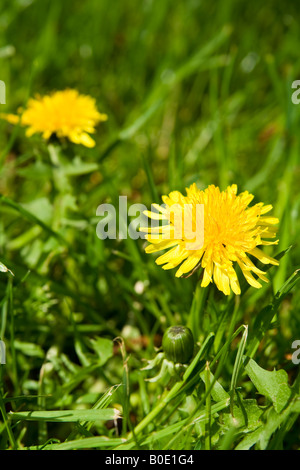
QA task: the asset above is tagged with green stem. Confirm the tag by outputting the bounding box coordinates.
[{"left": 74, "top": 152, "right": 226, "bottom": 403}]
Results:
[
  {"left": 0, "top": 391, "right": 17, "bottom": 449},
  {"left": 126, "top": 332, "right": 214, "bottom": 441},
  {"left": 127, "top": 377, "right": 183, "bottom": 441},
  {"left": 187, "top": 282, "right": 208, "bottom": 340},
  {"left": 7, "top": 278, "right": 18, "bottom": 394},
  {"left": 204, "top": 362, "right": 211, "bottom": 450}
]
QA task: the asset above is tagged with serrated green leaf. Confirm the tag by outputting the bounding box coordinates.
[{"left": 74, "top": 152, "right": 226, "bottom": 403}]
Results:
[
  {"left": 199, "top": 369, "right": 229, "bottom": 402},
  {"left": 244, "top": 357, "right": 292, "bottom": 413},
  {"left": 235, "top": 396, "right": 300, "bottom": 450},
  {"left": 222, "top": 399, "right": 264, "bottom": 432},
  {"left": 235, "top": 427, "right": 262, "bottom": 450}
]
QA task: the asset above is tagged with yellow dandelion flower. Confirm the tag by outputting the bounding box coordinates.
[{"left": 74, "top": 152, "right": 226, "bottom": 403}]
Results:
[
  {"left": 141, "top": 184, "right": 279, "bottom": 296},
  {"left": 1, "top": 89, "right": 107, "bottom": 148}
]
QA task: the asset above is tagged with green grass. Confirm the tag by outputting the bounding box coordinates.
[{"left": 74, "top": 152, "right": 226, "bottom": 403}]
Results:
[{"left": 0, "top": 0, "right": 299, "bottom": 450}]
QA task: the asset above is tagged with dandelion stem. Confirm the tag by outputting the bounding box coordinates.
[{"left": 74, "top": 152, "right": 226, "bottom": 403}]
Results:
[{"left": 126, "top": 332, "right": 214, "bottom": 441}]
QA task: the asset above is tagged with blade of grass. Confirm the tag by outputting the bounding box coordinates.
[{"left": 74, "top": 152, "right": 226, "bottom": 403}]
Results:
[
  {"left": 229, "top": 324, "right": 248, "bottom": 416},
  {"left": 99, "top": 25, "right": 232, "bottom": 163},
  {"left": 9, "top": 408, "right": 121, "bottom": 423},
  {"left": 204, "top": 362, "right": 212, "bottom": 450},
  {"left": 0, "top": 194, "right": 71, "bottom": 249},
  {"left": 40, "top": 437, "right": 125, "bottom": 450},
  {"left": 114, "top": 337, "right": 130, "bottom": 436},
  {"left": 0, "top": 391, "right": 17, "bottom": 449},
  {"left": 247, "top": 269, "right": 300, "bottom": 358}
]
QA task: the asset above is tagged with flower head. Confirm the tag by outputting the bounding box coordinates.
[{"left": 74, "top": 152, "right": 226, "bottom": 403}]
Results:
[
  {"left": 142, "top": 184, "right": 279, "bottom": 296},
  {"left": 1, "top": 89, "right": 107, "bottom": 147}
]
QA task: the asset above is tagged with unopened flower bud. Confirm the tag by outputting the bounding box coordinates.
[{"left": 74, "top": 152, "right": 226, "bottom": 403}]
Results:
[{"left": 162, "top": 326, "right": 194, "bottom": 364}]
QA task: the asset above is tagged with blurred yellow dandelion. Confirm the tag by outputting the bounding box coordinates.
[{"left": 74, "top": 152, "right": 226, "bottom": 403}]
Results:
[
  {"left": 1, "top": 89, "right": 107, "bottom": 148},
  {"left": 141, "top": 184, "right": 279, "bottom": 296}
]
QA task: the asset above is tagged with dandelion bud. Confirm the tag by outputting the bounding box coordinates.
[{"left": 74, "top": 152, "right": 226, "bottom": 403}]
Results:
[{"left": 162, "top": 326, "right": 194, "bottom": 364}]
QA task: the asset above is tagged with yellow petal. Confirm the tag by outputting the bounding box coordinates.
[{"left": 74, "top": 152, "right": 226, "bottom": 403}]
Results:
[
  {"left": 175, "top": 256, "right": 201, "bottom": 277},
  {"left": 156, "top": 245, "right": 184, "bottom": 266},
  {"left": 139, "top": 225, "right": 173, "bottom": 234},
  {"left": 249, "top": 247, "right": 279, "bottom": 265},
  {"left": 259, "top": 216, "right": 279, "bottom": 225},
  {"left": 260, "top": 204, "right": 273, "bottom": 214},
  {"left": 162, "top": 252, "right": 189, "bottom": 270},
  {"left": 201, "top": 258, "right": 213, "bottom": 287},
  {"left": 229, "top": 276, "right": 241, "bottom": 295},
  {"left": 214, "top": 265, "right": 230, "bottom": 295},
  {"left": 145, "top": 240, "right": 179, "bottom": 254},
  {"left": 79, "top": 132, "right": 96, "bottom": 148},
  {"left": 151, "top": 203, "right": 168, "bottom": 215},
  {"left": 0, "top": 113, "right": 21, "bottom": 124},
  {"left": 143, "top": 210, "right": 167, "bottom": 220},
  {"left": 238, "top": 260, "right": 262, "bottom": 289}
]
